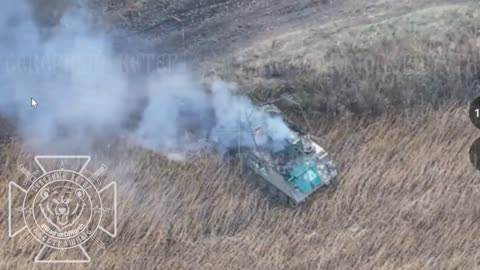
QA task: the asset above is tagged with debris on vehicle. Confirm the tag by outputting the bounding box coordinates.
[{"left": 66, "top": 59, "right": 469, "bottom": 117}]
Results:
[{"left": 213, "top": 103, "right": 338, "bottom": 206}]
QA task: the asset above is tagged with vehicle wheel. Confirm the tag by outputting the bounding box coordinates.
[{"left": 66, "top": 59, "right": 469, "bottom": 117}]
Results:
[
  {"left": 277, "top": 192, "right": 288, "bottom": 204},
  {"left": 268, "top": 184, "right": 277, "bottom": 196},
  {"left": 256, "top": 178, "right": 267, "bottom": 190},
  {"left": 288, "top": 198, "right": 300, "bottom": 208}
]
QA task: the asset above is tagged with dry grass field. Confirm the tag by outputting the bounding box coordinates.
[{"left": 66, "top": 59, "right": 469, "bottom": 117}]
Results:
[{"left": 2, "top": 0, "right": 480, "bottom": 269}]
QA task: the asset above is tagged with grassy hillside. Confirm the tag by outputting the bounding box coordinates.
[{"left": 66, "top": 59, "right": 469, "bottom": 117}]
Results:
[
  {"left": 219, "top": 3, "right": 480, "bottom": 116},
  {"left": 2, "top": 1, "right": 480, "bottom": 269}
]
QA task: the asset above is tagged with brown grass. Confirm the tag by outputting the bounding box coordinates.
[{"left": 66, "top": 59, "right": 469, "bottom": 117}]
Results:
[
  {"left": 1, "top": 105, "right": 478, "bottom": 269},
  {"left": 2, "top": 1, "right": 480, "bottom": 270},
  {"left": 217, "top": 3, "right": 480, "bottom": 116}
]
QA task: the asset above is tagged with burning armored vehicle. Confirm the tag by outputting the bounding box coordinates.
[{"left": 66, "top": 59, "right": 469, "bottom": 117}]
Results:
[
  {"left": 150, "top": 83, "right": 338, "bottom": 206},
  {"left": 211, "top": 103, "right": 338, "bottom": 206}
]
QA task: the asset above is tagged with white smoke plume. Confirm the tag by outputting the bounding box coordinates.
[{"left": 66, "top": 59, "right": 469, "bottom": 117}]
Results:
[{"left": 0, "top": 0, "right": 292, "bottom": 156}]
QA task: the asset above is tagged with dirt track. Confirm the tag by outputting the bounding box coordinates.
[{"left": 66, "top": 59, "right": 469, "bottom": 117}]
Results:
[{"left": 95, "top": 0, "right": 428, "bottom": 59}]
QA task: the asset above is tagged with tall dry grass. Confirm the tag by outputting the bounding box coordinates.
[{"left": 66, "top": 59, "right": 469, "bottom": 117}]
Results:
[
  {"left": 1, "top": 105, "right": 478, "bottom": 269},
  {"left": 2, "top": 2, "right": 480, "bottom": 270}
]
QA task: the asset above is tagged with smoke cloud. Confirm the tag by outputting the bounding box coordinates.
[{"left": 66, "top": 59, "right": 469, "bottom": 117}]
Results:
[{"left": 0, "top": 0, "right": 292, "bottom": 157}]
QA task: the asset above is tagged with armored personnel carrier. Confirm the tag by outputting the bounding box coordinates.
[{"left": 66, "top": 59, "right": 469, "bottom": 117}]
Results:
[
  {"left": 213, "top": 103, "right": 338, "bottom": 206},
  {"left": 152, "top": 91, "right": 338, "bottom": 206}
]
